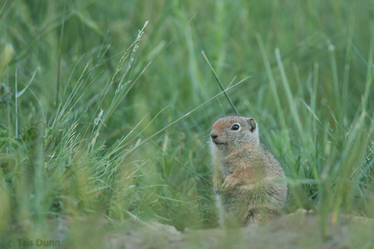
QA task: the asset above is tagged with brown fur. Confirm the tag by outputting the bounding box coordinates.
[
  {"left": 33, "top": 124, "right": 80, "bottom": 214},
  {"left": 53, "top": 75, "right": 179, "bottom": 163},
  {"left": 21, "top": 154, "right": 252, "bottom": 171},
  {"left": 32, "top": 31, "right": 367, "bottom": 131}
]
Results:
[{"left": 210, "top": 116, "right": 287, "bottom": 226}]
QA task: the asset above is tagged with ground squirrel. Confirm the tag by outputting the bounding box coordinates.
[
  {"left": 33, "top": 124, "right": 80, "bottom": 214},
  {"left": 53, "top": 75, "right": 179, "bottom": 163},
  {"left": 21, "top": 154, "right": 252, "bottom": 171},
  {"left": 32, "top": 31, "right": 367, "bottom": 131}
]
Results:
[{"left": 210, "top": 115, "right": 287, "bottom": 225}]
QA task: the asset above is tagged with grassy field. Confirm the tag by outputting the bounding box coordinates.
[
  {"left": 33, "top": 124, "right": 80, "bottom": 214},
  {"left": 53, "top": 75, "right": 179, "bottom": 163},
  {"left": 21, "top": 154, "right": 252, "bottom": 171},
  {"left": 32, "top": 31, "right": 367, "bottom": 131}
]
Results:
[{"left": 1, "top": 0, "right": 374, "bottom": 248}]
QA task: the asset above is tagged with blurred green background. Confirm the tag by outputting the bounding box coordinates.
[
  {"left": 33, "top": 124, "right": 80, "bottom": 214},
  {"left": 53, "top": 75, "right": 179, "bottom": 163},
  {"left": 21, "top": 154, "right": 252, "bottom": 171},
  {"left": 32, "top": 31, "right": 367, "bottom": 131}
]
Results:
[{"left": 0, "top": 0, "right": 373, "bottom": 247}]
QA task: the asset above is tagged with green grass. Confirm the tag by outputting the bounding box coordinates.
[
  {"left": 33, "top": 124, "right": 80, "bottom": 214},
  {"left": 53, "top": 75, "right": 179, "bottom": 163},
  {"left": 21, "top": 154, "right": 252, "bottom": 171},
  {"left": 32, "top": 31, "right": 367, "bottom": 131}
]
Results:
[{"left": 0, "top": 0, "right": 374, "bottom": 247}]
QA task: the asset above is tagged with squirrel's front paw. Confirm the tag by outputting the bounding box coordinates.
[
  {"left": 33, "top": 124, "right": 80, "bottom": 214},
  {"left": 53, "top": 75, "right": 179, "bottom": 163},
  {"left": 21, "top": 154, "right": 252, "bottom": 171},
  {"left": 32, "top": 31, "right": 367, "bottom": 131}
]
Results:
[{"left": 221, "top": 175, "right": 241, "bottom": 191}]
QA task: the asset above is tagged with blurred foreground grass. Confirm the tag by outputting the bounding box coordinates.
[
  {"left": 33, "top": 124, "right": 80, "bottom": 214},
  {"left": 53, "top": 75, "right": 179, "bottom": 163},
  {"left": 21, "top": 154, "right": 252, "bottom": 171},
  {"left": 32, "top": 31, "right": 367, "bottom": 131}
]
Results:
[{"left": 0, "top": 0, "right": 374, "bottom": 248}]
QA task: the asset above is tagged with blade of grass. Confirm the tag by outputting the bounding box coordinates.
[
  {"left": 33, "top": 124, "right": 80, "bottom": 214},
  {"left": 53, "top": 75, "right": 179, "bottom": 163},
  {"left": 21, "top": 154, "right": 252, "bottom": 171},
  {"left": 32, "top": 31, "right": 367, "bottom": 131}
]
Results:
[
  {"left": 121, "top": 76, "right": 250, "bottom": 160},
  {"left": 201, "top": 50, "right": 239, "bottom": 115},
  {"left": 275, "top": 48, "right": 303, "bottom": 139}
]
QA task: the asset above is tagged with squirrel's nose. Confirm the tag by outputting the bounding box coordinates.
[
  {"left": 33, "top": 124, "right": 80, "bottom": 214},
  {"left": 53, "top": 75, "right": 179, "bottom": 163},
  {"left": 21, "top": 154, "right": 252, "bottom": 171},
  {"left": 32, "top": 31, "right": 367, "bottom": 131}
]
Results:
[{"left": 210, "top": 133, "right": 218, "bottom": 140}]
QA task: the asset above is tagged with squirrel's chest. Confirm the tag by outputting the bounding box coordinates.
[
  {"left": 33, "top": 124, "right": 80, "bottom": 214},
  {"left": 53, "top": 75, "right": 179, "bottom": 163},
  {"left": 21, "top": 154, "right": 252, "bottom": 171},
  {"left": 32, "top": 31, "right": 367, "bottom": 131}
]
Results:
[
  {"left": 222, "top": 161, "right": 235, "bottom": 176},
  {"left": 222, "top": 158, "right": 257, "bottom": 180}
]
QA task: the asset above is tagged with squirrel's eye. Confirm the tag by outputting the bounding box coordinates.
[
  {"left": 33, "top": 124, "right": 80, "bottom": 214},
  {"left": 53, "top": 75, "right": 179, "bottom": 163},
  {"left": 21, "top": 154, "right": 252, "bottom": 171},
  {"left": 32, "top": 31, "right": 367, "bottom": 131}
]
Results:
[{"left": 231, "top": 123, "right": 240, "bottom": 131}]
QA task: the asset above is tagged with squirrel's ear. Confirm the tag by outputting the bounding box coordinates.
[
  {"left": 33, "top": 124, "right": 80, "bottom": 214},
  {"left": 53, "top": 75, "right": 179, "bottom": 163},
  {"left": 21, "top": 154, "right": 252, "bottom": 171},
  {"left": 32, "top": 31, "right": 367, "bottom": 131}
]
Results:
[{"left": 246, "top": 118, "right": 256, "bottom": 132}]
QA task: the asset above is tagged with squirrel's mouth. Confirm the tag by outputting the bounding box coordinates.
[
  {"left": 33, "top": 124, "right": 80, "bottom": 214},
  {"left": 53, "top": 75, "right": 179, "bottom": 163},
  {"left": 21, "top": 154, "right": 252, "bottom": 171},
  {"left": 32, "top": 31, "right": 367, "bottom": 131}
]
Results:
[
  {"left": 213, "top": 141, "right": 227, "bottom": 146},
  {"left": 210, "top": 135, "right": 227, "bottom": 146}
]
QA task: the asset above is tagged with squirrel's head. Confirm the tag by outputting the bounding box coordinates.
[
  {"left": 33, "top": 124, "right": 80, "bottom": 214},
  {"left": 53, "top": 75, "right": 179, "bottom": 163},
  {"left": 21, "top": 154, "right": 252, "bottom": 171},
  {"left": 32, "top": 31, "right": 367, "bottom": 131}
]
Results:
[{"left": 210, "top": 115, "right": 259, "bottom": 154}]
